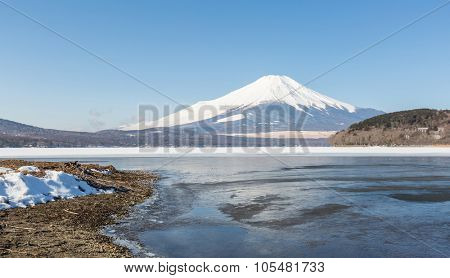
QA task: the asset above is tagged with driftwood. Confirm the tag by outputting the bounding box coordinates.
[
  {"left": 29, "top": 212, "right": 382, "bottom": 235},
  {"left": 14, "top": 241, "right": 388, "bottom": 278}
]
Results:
[
  {"left": 6, "top": 225, "right": 36, "bottom": 231},
  {"left": 63, "top": 209, "right": 79, "bottom": 215}
]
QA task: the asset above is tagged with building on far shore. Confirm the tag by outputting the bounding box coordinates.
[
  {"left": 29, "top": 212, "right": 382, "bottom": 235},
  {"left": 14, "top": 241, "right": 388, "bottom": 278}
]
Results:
[{"left": 417, "top": 127, "right": 429, "bottom": 133}]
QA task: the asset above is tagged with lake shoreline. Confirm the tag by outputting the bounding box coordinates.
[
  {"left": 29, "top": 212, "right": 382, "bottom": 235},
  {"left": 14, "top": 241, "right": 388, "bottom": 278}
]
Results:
[
  {"left": 2, "top": 146, "right": 450, "bottom": 159},
  {"left": 0, "top": 160, "right": 157, "bottom": 258}
]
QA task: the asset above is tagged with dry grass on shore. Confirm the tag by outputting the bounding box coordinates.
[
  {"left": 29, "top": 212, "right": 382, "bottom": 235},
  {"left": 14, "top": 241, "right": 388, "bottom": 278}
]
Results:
[{"left": 0, "top": 160, "right": 157, "bottom": 258}]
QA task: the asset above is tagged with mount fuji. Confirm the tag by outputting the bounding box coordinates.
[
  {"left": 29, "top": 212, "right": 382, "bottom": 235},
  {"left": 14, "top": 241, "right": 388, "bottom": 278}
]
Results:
[{"left": 123, "top": 75, "right": 383, "bottom": 133}]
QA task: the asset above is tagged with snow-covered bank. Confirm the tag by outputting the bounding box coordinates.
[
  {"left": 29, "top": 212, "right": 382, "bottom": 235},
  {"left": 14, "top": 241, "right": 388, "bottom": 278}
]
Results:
[
  {"left": 1, "top": 147, "right": 450, "bottom": 157},
  {"left": 0, "top": 167, "right": 12, "bottom": 174},
  {"left": 0, "top": 169, "right": 108, "bottom": 210}
]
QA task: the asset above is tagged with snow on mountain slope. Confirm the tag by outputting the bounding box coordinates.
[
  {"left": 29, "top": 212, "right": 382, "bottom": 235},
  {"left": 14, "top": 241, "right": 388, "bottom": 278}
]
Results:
[
  {"left": 122, "top": 75, "right": 381, "bottom": 131},
  {"left": 216, "top": 113, "right": 245, "bottom": 123}
]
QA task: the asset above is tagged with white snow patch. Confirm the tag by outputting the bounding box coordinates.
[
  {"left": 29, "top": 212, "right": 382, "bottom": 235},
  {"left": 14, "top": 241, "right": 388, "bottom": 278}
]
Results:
[
  {"left": 0, "top": 167, "right": 12, "bottom": 174},
  {"left": 216, "top": 114, "right": 245, "bottom": 123},
  {"left": 18, "top": 166, "right": 40, "bottom": 173},
  {"left": 0, "top": 170, "right": 110, "bottom": 210},
  {"left": 91, "top": 168, "right": 112, "bottom": 175}
]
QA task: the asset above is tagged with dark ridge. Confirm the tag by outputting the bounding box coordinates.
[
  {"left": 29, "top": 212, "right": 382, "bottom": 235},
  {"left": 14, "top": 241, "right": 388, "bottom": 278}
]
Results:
[
  {"left": 330, "top": 109, "right": 450, "bottom": 146},
  {"left": 349, "top": 109, "right": 448, "bottom": 131}
]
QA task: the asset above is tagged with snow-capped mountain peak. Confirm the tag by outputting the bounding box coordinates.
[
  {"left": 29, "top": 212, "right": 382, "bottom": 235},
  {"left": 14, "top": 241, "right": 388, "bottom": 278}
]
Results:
[
  {"left": 211, "top": 75, "right": 356, "bottom": 113},
  {"left": 121, "top": 75, "right": 382, "bottom": 131}
]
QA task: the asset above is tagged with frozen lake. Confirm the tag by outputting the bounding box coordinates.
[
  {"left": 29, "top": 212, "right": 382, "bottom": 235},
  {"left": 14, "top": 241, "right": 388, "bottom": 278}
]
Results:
[{"left": 30, "top": 155, "right": 450, "bottom": 258}]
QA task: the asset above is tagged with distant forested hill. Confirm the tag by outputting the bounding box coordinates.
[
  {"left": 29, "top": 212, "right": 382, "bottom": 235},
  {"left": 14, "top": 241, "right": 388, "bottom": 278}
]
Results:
[{"left": 330, "top": 109, "right": 450, "bottom": 146}]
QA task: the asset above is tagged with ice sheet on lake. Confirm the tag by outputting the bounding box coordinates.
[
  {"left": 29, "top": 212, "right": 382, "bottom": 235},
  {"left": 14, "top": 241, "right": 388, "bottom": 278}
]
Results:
[{"left": 1, "top": 147, "right": 450, "bottom": 158}]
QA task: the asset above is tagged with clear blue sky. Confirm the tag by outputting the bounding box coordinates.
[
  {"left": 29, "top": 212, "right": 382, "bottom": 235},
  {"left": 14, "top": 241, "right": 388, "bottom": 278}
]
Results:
[{"left": 1, "top": 0, "right": 449, "bottom": 131}]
